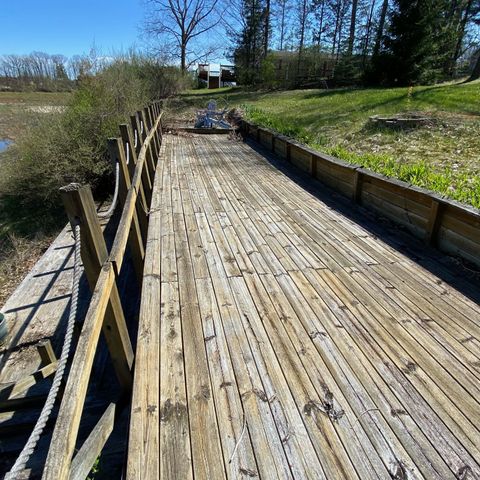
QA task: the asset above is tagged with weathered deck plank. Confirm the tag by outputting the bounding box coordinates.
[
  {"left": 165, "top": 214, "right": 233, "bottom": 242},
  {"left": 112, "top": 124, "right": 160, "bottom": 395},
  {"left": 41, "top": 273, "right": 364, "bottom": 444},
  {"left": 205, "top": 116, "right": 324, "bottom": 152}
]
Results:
[{"left": 128, "top": 133, "right": 480, "bottom": 480}]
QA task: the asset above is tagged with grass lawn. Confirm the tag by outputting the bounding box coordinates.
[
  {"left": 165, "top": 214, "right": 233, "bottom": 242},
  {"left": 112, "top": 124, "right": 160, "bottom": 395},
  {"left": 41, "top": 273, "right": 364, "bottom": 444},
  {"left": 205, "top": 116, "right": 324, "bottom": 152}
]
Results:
[
  {"left": 0, "top": 91, "right": 69, "bottom": 307},
  {"left": 176, "top": 80, "right": 480, "bottom": 208}
]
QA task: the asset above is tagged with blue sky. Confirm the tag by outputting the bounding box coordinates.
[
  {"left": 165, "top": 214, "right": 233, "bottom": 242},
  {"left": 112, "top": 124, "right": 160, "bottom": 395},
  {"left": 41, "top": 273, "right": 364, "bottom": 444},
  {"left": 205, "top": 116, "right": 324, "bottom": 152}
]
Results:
[{"left": 0, "top": 0, "right": 144, "bottom": 57}]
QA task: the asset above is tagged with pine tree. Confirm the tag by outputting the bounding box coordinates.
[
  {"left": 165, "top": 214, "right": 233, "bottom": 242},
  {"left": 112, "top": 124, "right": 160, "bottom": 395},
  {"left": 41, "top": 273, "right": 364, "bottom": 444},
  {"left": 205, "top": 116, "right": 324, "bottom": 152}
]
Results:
[
  {"left": 382, "top": 0, "right": 457, "bottom": 84},
  {"left": 233, "top": 0, "right": 266, "bottom": 84}
]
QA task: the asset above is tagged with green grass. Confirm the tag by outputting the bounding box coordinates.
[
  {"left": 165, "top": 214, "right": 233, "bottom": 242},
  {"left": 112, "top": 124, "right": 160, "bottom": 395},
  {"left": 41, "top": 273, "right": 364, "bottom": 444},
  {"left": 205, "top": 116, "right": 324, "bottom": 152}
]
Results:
[{"left": 177, "top": 81, "right": 480, "bottom": 208}]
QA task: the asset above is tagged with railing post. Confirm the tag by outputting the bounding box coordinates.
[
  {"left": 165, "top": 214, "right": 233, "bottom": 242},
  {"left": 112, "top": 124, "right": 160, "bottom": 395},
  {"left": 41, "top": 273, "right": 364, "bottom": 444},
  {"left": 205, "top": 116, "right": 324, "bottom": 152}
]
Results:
[
  {"left": 143, "top": 107, "right": 159, "bottom": 166},
  {"left": 311, "top": 154, "right": 317, "bottom": 178},
  {"left": 286, "top": 141, "right": 292, "bottom": 163},
  {"left": 130, "top": 116, "right": 153, "bottom": 201},
  {"left": 148, "top": 104, "right": 161, "bottom": 152},
  {"left": 108, "top": 138, "right": 145, "bottom": 286},
  {"left": 130, "top": 114, "right": 142, "bottom": 156},
  {"left": 119, "top": 123, "right": 152, "bottom": 220},
  {"left": 352, "top": 169, "right": 363, "bottom": 203},
  {"left": 138, "top": 110, "right": 157, "bottom": 177},
  {"left": 425, "top": 199, "right": 444, "bottom": 246},
  {"left": 60, "top": 184, "right": 133, "bottom": 390}
]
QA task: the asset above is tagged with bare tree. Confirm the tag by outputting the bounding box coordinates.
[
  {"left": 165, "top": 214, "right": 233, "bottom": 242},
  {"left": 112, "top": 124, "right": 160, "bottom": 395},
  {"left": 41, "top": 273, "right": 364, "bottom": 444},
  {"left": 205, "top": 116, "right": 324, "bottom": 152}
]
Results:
[{"left": 145, "top": 0, "right": 223, "bottom": 73}]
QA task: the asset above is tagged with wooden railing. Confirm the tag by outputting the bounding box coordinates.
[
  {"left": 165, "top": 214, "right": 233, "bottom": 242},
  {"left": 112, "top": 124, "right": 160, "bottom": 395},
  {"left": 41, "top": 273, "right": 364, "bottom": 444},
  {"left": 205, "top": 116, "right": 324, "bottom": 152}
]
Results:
[
  {"left": 42, "top": 102, "right": 163, "bottom": 480},
  {"left": 243, "top": 121, "right": 480, "bottom": 269}
]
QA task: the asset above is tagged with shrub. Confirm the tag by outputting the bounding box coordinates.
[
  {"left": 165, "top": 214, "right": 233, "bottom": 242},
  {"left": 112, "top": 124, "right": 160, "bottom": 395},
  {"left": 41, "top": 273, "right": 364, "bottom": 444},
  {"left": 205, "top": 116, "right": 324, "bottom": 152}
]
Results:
[{"left": 0, "top": 56, "right": 186, "bottom": 210}]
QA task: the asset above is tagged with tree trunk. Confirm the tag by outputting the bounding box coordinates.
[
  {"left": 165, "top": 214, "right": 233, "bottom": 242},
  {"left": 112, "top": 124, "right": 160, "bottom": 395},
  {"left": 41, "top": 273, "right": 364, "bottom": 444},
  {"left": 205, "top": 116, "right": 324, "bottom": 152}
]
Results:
[
  {"left": 347, "top": 0, "right": 358, "bottom": 55},
  {"left": 452, "top": 0, "right": 474, "bottom": 72},
  {"left": 331, "top": 1, "right": 342, "bottom": 56},
  {"left": 336, "top": 2, "right": 345, "bottom": 63},
  {"left": 469, "top": 51, "right": 480, "bottom": 81},
  {"left": 264, "top": 0, "right": 271, "bottom": 58},
  {"left": 297, "top": 0, "right": 308, "bottom": 76},
  {"left": 279, "top": 0, "right": 286, "bottom": 50},
  {"left": 362, "top": 0, "right": 377, "bottom": 66},
  {"left": 373, "top": 0, "right": 388, "bottom": 57},
  {"left": 317, "top": 0, "right": 325, "bottom": 48},
  {"left": 181, "top": 43, "right": 187, "bottom": 73}
]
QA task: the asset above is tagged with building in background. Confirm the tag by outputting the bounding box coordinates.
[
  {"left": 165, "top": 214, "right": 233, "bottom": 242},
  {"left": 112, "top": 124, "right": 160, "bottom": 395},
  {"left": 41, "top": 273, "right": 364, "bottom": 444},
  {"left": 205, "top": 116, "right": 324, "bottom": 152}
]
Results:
[{"left": 197, "top": 63, "right": 236, "bottom": 89}]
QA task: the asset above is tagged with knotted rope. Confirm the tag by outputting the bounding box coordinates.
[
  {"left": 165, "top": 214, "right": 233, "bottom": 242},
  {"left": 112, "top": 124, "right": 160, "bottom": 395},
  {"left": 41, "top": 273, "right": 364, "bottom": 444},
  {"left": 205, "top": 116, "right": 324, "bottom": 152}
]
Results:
[{"left": 6, "top": 223, "right": 83, "bottom": 478}]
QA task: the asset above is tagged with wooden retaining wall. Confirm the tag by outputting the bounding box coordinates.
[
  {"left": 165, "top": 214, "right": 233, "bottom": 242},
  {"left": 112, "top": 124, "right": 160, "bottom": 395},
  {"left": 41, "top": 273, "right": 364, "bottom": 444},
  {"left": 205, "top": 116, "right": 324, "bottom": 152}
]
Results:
[{"left": 242, "top": 121, "right": 480, "bottom": 268}]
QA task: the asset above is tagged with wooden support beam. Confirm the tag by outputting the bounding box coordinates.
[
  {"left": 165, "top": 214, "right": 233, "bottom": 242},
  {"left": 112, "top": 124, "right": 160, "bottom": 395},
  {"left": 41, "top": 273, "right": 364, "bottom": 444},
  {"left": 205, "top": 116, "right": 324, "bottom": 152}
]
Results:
[
  {"left": 311, "top": 154, "right": 317, "bottom": 178},
  {"left": 43, "top": 263, "right": 116, "bottom": 480},
  {"left": 425, "top": 199, "right": 444, "bottom": 246},
  {"left": 0, "top": 362, "right": 58, "bottom": 403},
  {"left": 144, "top": 106, "right": 153, "bottom": 130},
  {"left": 136, "top": 111, "right": 148, "bottom": 144},
  {"left": 109, "top": 113, "right": 162, "bottom": 273},
  {"left": 286, "top": 141, "right": 292, "bottom": 163},
  {"left": 60, "top": 184, "right": 133, "bottom": 390},
  {"left": 271, "top": 133, "right": 275, "bottom": 152},
  {"left": 352, "top": 170, "right": 363, "bottom": 203},
  {"left": 130, "top": 115, "right": 142, "bottom": 156},
  {"left": 147, "top": 105, "right": 160, "bottom": 152},
  {"left": 37, "top": 339, "right": 57, "bottom": 367},
  {"left": 123, "top": 122, "right": 153, "bottom": 207},
  {"left": 139, "top": 110, "right": 156, "bottom": 177},
  {"left": 0, "top": 393, "right": 49, "bottom": 412},
  {"left": 69, "top": 403, "right": 116, "bottom": 480},
  {"left": 119, "top": 124, "right": 151, "bottom": 235},
  {"left": 108, "top": 138, "right": 145, "bottom": 286}
]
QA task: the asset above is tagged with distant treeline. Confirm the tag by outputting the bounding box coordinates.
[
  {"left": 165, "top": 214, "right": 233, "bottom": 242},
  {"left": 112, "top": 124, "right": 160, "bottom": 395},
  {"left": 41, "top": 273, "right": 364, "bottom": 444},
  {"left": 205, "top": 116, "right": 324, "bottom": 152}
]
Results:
[{"left": 0, "top": 51, "right": 113, "bottom": 91}]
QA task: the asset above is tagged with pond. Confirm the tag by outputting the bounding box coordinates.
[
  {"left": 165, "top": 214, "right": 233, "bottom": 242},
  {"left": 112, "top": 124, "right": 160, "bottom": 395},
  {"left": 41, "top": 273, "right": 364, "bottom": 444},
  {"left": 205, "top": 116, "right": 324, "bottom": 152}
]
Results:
[{"left": 0, "top": 139, "right": 13, "bottom": 152}]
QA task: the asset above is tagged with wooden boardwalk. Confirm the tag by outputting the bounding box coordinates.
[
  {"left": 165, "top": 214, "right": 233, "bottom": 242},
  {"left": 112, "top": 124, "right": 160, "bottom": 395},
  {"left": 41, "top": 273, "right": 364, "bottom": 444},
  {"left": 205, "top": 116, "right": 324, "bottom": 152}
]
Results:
[{"left": 127, "top": 133, "right": 480, "bottom": 479}]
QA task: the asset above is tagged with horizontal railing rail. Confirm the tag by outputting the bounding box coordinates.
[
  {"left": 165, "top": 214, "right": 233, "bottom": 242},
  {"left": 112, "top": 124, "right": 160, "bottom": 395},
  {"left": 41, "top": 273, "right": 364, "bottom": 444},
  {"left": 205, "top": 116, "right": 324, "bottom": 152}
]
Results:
[{"left": 40, "top": 102, "right": 163, "bottom": 480}]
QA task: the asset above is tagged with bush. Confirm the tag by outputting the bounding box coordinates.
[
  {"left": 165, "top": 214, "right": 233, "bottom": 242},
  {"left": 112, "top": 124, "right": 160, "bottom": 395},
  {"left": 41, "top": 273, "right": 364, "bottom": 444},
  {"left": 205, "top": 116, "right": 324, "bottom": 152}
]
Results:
[{"left": 0, "top": 56, "right": 186, "bottom": 209}]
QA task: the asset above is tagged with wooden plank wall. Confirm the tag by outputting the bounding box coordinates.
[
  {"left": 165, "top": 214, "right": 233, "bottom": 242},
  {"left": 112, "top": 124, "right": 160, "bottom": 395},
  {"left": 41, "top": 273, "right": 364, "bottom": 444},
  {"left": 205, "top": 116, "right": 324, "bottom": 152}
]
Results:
[{"left": 243, "top": 121, "right": 480, "bottom": 268}]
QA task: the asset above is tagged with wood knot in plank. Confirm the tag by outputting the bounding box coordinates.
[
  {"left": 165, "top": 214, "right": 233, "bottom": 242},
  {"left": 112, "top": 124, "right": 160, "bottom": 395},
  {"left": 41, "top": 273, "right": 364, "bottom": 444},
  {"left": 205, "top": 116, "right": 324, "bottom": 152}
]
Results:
[
  {"left": 402, "top": 361, "right": 417, "bottom": 375},
  {"left": 303, "top": 390, "right": 345, "bottom": 422},
  {"left": 391, "top": 408, "right": 408, "bottom": 417},
  {"left": 194, "top": 384, "right": 211, "bottom": 402},
  {"left": 309, "top": 331, "right": 327, "bottom": 340},
  {"left": 160, "top": 399, "right": 187, "bottom": 423},
  {"left": 389, "top": 460, "right": 409, "bottom": 480},
  {"left": 239, "top": 467, "right": 258, "bottom": 477},
  {"left": 456, "top": 465, "right": 472, "bottom": 479}
]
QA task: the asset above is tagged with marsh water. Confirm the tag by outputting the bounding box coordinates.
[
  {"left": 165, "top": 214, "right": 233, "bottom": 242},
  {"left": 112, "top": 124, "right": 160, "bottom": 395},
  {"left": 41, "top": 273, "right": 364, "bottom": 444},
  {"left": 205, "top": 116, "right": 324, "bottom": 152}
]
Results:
[{"left": 0, "top": 139, "right": 13, "bottom": 152}]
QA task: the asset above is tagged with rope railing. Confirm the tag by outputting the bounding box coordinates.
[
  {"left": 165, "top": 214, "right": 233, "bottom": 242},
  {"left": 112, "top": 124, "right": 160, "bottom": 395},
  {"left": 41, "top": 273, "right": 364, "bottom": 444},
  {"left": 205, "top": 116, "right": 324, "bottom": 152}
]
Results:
[
  {"left": 3, "top": 102, "right": 163, "bottom": 479},
  {"left": 6, "top": 222, "right": 83, "bottom": 479},
  {"left": 39, "top": 103, "right": 163, "bottom": 480},
  {"left": 97, "top": 160, "right": 120, "bottom": 219}
]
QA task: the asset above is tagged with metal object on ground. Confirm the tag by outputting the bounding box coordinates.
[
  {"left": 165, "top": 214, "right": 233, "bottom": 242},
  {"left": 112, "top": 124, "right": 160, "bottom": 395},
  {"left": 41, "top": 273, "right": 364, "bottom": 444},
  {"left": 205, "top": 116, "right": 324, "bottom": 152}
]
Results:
[
  {"left": 0, "top": 312, "right": 7, "bottom": 343},
  {"left": 195, "top": 99, "right": 231, "bottom": 129}
]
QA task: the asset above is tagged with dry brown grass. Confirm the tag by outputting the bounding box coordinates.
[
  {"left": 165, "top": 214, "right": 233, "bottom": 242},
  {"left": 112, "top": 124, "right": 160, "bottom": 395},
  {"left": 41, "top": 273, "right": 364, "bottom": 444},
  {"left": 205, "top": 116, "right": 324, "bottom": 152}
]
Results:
[{"left": 0, "top": 234, "right": 54, "bottom": 308}]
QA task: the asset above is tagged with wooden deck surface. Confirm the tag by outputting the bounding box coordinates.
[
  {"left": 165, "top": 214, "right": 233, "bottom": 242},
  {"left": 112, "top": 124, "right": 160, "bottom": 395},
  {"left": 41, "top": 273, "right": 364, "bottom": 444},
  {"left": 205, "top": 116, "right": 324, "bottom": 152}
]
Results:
[{"left": 127, "top": 133, "right": 480, "bottom": 480}]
